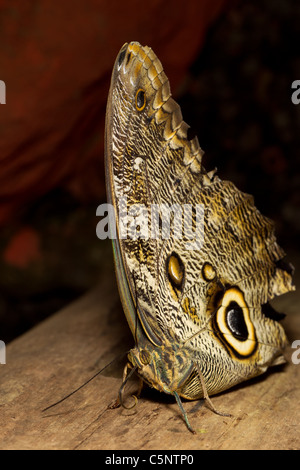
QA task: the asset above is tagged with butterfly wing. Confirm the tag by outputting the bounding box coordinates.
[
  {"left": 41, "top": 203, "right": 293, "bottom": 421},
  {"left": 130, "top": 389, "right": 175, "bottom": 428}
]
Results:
[{"left": 105, "top": 42, "right": 295, "bottom": 397}]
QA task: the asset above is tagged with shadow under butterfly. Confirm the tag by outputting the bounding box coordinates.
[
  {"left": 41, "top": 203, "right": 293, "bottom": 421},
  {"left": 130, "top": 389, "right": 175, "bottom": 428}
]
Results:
[{"left": 103, "top": 41, "right": 295, "bottom": 434}]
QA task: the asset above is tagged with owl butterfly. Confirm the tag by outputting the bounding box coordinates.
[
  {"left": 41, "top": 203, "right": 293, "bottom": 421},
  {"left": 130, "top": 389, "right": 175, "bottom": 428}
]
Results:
[{"left": 104, "top": 42, "right": 294, "bottom": 433}]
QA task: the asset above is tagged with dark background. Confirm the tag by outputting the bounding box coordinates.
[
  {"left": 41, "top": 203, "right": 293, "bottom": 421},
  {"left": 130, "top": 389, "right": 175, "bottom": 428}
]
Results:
[{"left": 0, "top": 0, "right": 299, "bottom": 342}]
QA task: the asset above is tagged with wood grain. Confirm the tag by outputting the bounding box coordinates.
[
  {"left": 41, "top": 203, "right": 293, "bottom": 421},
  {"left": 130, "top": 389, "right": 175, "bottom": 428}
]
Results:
[{"left": 0, "top": 249, "right": 299, "bottom": 450}]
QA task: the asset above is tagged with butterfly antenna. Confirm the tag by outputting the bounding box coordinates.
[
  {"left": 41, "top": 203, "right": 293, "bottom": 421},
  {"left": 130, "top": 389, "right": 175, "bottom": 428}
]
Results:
[{"left": 42, "top": 352, "right": 127, "bottom": 413}]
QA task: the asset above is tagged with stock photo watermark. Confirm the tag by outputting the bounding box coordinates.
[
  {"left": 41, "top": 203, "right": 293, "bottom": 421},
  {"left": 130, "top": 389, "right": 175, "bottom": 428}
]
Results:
[
  {"left": 96, "top": 197, "right": 205, "bottom": 250},
  {"left": 291, "top": 80, "right": 300, "bottom": 105},
  {"left": 0, "top": 80, "right": 6, "bottom": 104},
  {"left": 291, "top": 340, "right": 300, "bottom": 365},
  {"left": 0, "top": 340, "right": 6, "bottom": 364}
]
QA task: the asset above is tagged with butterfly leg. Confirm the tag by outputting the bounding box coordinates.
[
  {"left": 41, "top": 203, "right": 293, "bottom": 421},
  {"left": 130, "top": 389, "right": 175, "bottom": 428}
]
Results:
[
  {"left": 173, "top": 391, "right": 196, "bottom": 434},
  {"left": 118, "top": 363, "right": 141, "bottom": 410},
  {"left": 108, "top": 362, "right": 138, "bottom": 409},
  {"left": 195, "top": 363, "right": 232, "bottom": 418}
]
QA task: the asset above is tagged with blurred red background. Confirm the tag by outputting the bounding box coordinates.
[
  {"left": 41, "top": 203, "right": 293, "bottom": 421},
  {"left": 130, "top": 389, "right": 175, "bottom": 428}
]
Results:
[
  {"left": 0, "top": 0, "right": 299, "bottom": 341},
  {"left": 0, "top": 0, "right": 229, "bottom": 225}
]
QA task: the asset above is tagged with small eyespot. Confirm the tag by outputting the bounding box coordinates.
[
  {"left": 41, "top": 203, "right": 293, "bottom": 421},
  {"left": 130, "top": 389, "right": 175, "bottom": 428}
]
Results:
[
  {"left": 202, "top": 262, "right": 216, "bottom": 282},
  {"left": 167, "top": 253, "right": 184, "bottom": 293},
  {"left": 136, "top": 89, "right": 146, "bottom": 111}
]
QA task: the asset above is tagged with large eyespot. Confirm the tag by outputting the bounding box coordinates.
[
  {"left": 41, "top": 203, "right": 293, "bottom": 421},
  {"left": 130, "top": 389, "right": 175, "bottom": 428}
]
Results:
[
  {"left": 167, "top": 253, "right": 185, "bottom": 299},
  {"left": 135, "top": 88, "right": 146, "bottom": 111},
  {"left": 213, "top": 287, "right": 256, "bottom": 358}
]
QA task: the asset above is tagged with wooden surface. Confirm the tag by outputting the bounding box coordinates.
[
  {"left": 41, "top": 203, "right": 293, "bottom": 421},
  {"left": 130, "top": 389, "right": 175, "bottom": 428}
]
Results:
[{"left": 0, "top": 249, "right": 299, "bottom": 450}]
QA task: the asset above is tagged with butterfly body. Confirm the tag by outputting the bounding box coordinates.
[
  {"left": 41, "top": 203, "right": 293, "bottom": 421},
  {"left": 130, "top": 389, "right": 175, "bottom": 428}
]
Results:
[{"left": 105, "top": 42, "right": 294, "bottom": 430}]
